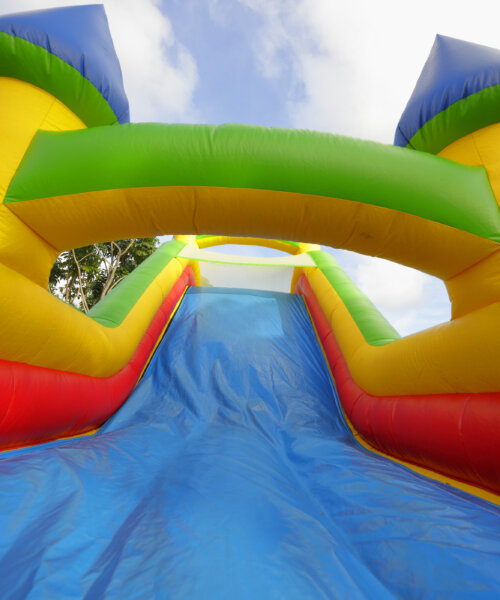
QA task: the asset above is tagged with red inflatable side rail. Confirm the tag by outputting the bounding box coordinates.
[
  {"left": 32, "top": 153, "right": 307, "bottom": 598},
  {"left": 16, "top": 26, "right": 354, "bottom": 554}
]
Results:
[
  {"left": 296, "top": 273, "right": 500, "bottom": 495},
  {"left": 0, "top": 266, "right": 195, "bottom": 451}
]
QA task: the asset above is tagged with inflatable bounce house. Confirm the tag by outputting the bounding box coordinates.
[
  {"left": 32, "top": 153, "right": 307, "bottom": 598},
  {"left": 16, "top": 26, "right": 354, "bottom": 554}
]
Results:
[{"left": 0, "top": 4, "right": 500, "bottom": 598}]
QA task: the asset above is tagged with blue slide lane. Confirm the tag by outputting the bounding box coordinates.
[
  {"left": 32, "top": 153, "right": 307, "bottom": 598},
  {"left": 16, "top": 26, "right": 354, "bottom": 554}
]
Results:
[{"left": 0, "top": 287, "right": 499, "bottom": 599}]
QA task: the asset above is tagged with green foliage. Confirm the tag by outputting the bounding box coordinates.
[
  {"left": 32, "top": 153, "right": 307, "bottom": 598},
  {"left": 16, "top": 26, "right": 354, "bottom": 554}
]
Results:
[{"left": 49, "top": 238, "right": 159, "bottom": 312}]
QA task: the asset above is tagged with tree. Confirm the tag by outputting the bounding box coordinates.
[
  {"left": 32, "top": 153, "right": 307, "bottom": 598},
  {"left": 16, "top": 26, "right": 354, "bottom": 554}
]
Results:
[{"left": 49, "top": 238, "right": 159, "bottom": 312}]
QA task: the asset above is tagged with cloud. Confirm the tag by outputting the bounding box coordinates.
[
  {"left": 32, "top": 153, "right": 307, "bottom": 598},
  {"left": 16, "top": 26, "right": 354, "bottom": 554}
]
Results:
[
  {"left": 355, "top": 257, "right": 427, "bottom": 311},
  {"left": 0, "top": 0, "right": 199, "bottom": 122},
  {"left": 237, "top": 0, "right": 500, "bottom": 142},
  {"left": 353, "top": 255, "right": 452, "bottom": 336},
  {"left": 103, "top": 0, "right": 198, "bottom": 122}
]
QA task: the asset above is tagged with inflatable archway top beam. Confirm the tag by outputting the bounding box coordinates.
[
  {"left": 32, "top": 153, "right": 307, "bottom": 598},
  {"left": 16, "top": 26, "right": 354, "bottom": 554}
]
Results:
[{"left": 4, "top": 123, "right": 500, "bottom": 283}]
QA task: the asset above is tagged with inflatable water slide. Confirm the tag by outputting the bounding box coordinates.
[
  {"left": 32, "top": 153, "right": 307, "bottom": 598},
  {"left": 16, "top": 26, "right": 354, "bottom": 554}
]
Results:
[{"left": 0, "top": 5, "right": 499, "bottom": 598}]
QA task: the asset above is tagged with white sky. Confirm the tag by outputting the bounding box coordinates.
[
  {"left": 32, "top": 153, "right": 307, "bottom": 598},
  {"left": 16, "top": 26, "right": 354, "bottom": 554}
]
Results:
[{"left": 2, "top": 0, "right": 499, "bottom": 335}]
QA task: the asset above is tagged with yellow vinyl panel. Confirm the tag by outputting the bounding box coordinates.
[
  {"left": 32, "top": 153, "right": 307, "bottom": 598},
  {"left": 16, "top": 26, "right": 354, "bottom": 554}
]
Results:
[
  {"left": 0, "top": 77, "right": 85, "bottom": 203},
  {"left": 446, "top": 250, "right": 500, "bottom": 319},
  {"left": 0, "top": 206, "right": 58, "bottom": 286},
  {"left": 0, "top": 78, "right": 85, "bottom": 284},
  {"left": 438, "top": 132, "right": 483, "bottom": 166},
  {"left": 439, "top": 122, "right": 500, "bottom": 206},
  {"left": 8, "top": 186, "right": 499, "bottom": 281},
  {"left": 439, "top": 127, "right": 500, "bottom": 320},
  {"left": 0, "top": 257, "right": 191, "bottom": 377}
]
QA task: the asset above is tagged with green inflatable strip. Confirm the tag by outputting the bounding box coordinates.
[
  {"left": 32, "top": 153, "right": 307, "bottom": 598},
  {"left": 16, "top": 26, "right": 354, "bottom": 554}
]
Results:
[
  {"left": 6, "top": 123, "right": 500, "bottom": 242},
  {"left": 408, "top": 84, "right": 500, "bottom": 154},
  {"left": 0, "top": 33, "right": 118, "bottom": 127},
  {"left": 87, "top": 240, "right": 186, "bottom": 328},
  {"left": 309, "top": 251, "right": 400, "bottom": 346}
]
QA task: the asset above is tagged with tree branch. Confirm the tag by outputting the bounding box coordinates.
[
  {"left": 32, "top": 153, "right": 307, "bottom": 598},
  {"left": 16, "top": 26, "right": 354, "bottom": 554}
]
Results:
[{"left": 72, "top": 248, "right": 89, "bottom": 313}]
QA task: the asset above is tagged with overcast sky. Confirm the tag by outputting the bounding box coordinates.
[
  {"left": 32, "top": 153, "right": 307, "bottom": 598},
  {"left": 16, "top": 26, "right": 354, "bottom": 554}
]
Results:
[{"left": 3, "top": 0, "right": 499, "bottom": 335}]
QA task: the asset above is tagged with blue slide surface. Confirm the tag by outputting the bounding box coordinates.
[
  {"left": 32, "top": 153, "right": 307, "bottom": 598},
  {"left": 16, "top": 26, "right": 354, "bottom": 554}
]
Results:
[{"left": 0, "top": 288, "right": 499, "bottom": 599}]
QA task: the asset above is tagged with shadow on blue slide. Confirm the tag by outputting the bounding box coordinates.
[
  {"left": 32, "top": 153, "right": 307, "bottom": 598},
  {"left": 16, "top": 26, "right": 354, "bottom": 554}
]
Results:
[{"left": 0, "top": 288, "right": 499, "bottom": 599}]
